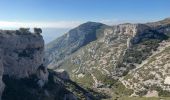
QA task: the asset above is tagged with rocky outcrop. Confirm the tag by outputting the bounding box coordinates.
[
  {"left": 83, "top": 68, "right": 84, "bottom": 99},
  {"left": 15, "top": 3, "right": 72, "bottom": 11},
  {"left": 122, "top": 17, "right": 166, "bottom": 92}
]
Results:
[
  {"left": 0, "top": 30, "right": 44, "bottom": 78},
  {"left": 0, "top": 29, "right": 96, "bottom": 100},
  {"left": 112, "top": 24, "right": 149, "bottom": 37},
  {"left": 0, "top": 29, "right": 49, "bottom": 100}
]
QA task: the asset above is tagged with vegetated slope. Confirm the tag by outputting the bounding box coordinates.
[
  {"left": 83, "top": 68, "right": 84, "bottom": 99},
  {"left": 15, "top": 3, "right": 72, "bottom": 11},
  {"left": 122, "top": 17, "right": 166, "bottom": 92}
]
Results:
[
  {"left": 122, "top": 39, "right": 170, "bottom": 97},
  {"left": 45, "top": 18, "right": 170, "bottom": 99},
  {"left": 2, "top": 69, "right": 99, "bottom": 100},
  {"left": 45, "top": 22, "right": 108, "bottom": 68}
]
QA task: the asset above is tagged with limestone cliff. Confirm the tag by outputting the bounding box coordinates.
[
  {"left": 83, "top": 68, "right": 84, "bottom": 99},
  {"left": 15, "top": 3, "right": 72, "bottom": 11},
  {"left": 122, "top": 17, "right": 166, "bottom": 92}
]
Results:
[
  {"left": 0, "top": 29, "right": 96, "bottom": 100},
  {"left": 0, "top": 30, "right": 44, "bottom": 78},
  {"left": 0, "top": 29, "right": 48, "bottom": 100}
]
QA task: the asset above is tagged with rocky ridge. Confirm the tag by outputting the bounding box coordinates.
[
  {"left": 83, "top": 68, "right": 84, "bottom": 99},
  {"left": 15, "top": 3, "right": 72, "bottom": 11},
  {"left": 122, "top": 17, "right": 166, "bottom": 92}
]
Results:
[
  {"left": 46, "top": 18, "right": 170, "bottom": 99},
  {"left": 45, "top": 22, "right": 108, "bottom": 68}
]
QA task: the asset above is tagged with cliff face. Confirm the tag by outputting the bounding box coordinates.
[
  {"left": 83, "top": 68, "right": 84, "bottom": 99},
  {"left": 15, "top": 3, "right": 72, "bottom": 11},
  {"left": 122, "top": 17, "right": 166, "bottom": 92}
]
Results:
[
  {"left": 0, "top": 29, "right": 96, "bottom": 100},
  {"left": 0, "top": 30, "right": 44, "bottom": 78},
  {"left": 0, "top": 30, "right": 48, "bottom": 100}
]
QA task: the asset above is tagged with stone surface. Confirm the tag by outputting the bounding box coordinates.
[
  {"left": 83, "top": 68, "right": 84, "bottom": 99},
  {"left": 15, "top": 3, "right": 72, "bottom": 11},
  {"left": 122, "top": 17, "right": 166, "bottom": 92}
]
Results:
[
  {"left": 0, "top": 30, "right": 44, "bottom": 78},
  {"left": 55, "top": 69, "right": 70, "bottom": 80},
  {"left": 0, "top": 29, "right": 96, "bottom": 100},
  {"left": 36, "top": 64, "right": 49, "bottom": 87},
  {"left": 164, "top": 76, "right": 170, "bottom": 85},
  {"left": 0, "top": 29, "right": 46, "bottom": 99}
]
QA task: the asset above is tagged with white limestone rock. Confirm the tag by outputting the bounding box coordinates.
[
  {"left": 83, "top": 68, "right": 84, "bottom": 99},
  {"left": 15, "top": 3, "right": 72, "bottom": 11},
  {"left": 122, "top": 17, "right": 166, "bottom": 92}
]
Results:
[
  {"left": 0, "top": 30, "right": 44, "bottom": 78},
  {"left": 164, "top": 76, "right": 170, "bottom": 85}
]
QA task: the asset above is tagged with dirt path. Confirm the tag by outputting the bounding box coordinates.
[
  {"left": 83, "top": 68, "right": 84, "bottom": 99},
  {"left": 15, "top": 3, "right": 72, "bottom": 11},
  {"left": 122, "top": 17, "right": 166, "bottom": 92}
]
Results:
[
  {"left": 102, "top": 67, "right": 110, "bottom": 75},
  {"left": 90, "top": 73, "right": 98, "bottom": 88}
]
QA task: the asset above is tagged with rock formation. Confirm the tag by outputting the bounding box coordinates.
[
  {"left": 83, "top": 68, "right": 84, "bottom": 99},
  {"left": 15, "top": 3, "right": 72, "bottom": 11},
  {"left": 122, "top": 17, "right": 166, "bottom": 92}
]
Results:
[
  {"left": 0, "top": 29, "right": 96, "bottom": 100},
  {"left": 0, "top": 30, "right": 45, "bottom": 78},
  {"left": 0, "top": 29, "right": 48, "bottom": 100}
]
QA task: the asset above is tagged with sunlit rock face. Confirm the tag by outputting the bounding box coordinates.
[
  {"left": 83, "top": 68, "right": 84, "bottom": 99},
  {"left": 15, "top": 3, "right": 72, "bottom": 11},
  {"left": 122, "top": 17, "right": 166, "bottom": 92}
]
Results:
[
  {"left": 0, "top": 30, "right": 44, "bottom": 78},
  {"left": 0, "top": 29, "right": 92, "bottom": 100},
  {"left": 0, "top": 29, "right": 50, "bottom": 99}
]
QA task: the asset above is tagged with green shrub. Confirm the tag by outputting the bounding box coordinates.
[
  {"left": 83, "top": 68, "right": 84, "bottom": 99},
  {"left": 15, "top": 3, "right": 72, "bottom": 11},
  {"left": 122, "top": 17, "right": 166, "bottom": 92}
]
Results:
[{"left": 112, "top": 81, "right": 134, "bottom": 96}]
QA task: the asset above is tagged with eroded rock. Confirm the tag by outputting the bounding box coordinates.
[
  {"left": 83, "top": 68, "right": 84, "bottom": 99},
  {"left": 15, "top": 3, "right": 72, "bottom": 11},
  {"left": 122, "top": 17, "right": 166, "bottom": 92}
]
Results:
[
  {"left": 55, "top": 69, "right": 70, "bottom": 80},
  {"left": 0, "top": 30, "right": 44, "bottom": 78}
]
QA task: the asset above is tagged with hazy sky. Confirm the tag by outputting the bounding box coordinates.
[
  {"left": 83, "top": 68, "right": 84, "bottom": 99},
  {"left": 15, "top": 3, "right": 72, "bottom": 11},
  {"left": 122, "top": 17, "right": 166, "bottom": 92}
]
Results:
[
  {"left": 0, "top": 0, "right": 170, "bottom": 28},
  {"left": 0, "top": 0, "right": 170, "bottom": 44}
]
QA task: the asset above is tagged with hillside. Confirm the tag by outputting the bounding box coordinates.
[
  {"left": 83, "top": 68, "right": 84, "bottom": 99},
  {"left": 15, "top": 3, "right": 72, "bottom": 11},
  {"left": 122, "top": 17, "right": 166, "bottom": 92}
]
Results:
[
  {"left": 45, "top": 22, "right": 108, "bottom": 68},
  {"left": 45, "top": 18, "right": 170, "bottom": 99},
  {"left": 0, "top": 29, "right": 98, "bottom": 100}
]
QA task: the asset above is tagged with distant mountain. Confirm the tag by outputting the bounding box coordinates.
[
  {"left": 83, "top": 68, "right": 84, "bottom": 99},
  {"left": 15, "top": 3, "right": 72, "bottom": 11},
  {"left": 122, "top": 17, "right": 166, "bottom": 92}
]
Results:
[
  {"left": 45, "top": 18, "right": 170, "bottom": 99},
  {"left": 45, "top": 22, "right": 108, "bottom": 68},
  {"left": 147, "top": 17, "right": 170, "bottom": 27}
]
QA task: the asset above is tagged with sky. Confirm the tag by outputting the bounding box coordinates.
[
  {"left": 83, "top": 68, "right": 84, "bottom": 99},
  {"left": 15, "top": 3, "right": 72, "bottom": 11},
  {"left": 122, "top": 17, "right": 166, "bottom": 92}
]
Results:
[
  {"left": 0, "top": 0, "right": 170, "bottom": 28},
  {"left": 0, "top": 0, "right": 170, "bottom": 44}
]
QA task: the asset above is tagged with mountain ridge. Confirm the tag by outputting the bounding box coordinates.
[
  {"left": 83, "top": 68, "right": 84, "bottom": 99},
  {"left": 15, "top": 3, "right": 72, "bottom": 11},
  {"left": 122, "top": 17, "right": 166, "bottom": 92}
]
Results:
[
  {"left": 45, "top": 22, "right": 108, "bottom": 68},
  {"left": 45, "top": 17, "right": 170, "bottom": 99}
]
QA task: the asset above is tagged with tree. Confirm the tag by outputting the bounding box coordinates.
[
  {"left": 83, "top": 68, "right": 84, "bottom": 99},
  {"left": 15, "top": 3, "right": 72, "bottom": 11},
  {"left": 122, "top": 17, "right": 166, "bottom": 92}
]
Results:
[
  {"left": 34, "top": 28, "right": 42, "bottom": 34},
  {"left": 19, "top": 28, "right": 30, "bottom": 33}
]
